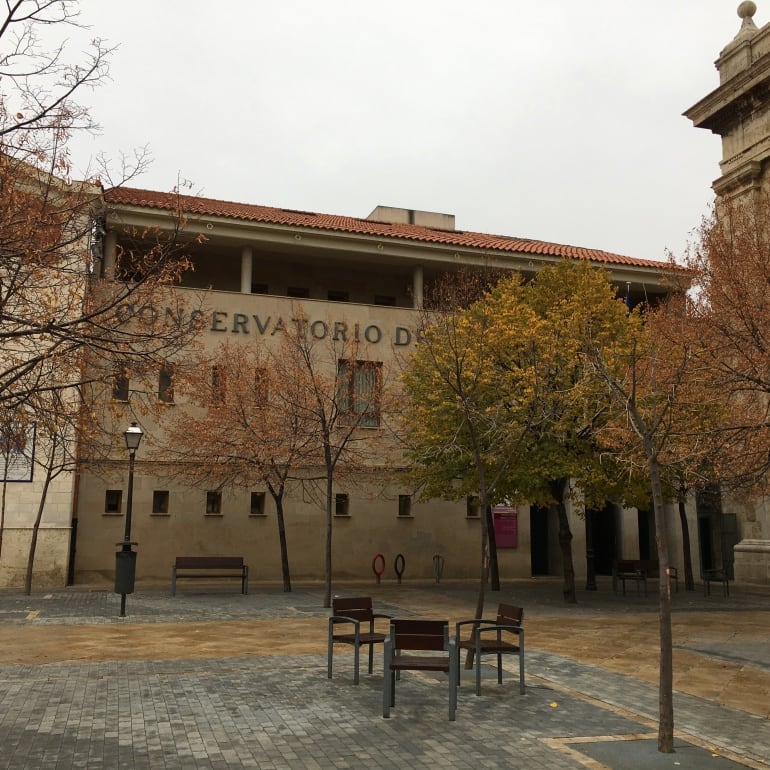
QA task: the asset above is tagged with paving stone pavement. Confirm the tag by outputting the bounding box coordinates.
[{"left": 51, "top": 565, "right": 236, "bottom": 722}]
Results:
[{"left": 0, "top": 581, "right": 768, "bottom": 769}]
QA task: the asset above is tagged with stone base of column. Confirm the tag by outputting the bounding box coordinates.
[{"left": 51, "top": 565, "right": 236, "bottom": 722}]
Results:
[{"left": 733, "top": 539, "right": 770, "bottom": 585}]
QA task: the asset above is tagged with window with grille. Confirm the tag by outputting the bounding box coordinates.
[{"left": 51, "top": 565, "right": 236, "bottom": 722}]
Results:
[
  {"left": 158, "top": 365, "right": 174, "bottom": 403},
  {"left": 112, "top": 368, "right": 129, "bottom": 401},
  {"left": 253, "top": 367, "right": 268, "bottom": 405},
  {"left": 338, "top": 360, "right": 382, "bottom": 427},
  {"left": 211, "top": 366, "right": 226, "bottom": 404}
]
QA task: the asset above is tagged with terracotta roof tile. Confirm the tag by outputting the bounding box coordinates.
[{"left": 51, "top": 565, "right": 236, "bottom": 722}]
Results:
[{"left": 104, "top": 187, "right": 672, "bottom": 270}]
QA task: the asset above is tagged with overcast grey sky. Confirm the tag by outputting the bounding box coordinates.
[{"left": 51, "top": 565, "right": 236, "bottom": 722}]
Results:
[{"left": 68, "top": 1, "right": 752, "bottom": 264}]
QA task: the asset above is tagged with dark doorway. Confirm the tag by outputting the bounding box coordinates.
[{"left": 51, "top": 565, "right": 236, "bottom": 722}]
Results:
[
  {"left": 637, "top": 509, "right": 656, "bottom": 561},
  {"left": 530, "top": 505, "right": 549, "bottom": 575},
  {"left": 587, "top": 503, "right": 618, "bottom": 575},
  {"left": 696, "top": 485, "right": 733, "bottom": 576},
  {"left": 698, "top": 516, "right": 715, "bottom": 572}
]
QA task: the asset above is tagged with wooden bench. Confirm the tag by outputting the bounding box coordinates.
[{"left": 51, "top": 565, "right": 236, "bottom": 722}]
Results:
[
  {"left": 327, "top": 596, "right": 392, "bottom": 684},
  {"left": 383, "top": 618, "right": 457, "bottom": 721},
  {"left": 171, "top": 556, "right": 248, "bottom": 595},
  {"left": 612, "top": 559, "right": 678, "bottom": 596}
]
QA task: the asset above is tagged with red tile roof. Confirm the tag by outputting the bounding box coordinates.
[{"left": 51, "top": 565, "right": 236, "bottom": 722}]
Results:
[{"left": 105, "top": 187, "right": 671, "bottom": 270}]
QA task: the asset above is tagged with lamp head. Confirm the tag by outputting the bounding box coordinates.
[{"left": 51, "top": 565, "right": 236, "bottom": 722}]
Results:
[{"left": 124, "top": 422, "right": 144, "bottom": 453}]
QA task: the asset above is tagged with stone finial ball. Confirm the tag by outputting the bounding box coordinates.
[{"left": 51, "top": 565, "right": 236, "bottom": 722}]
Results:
[{"left": 738, "top": 1, "right": 757, "bottom": 19}]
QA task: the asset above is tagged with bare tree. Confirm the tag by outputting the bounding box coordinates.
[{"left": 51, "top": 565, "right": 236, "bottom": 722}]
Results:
[
  {"left": 159, "top": 339, "right": 319, "bottom": 592},
  {"left": 1, "top": 1, "right": 208, "bottom": 589},
  {"left": 273, "top": 309, "right": 389, "bottom": 608},
  {"left": 583, "top": 293, "right": 727, "bottom": 753}
]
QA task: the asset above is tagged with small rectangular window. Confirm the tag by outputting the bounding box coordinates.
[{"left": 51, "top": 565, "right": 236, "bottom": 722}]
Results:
[
  {"left": 335, "top": 493, "right": 349, "bottom": 517},
  {"left": 206, "top": 490, "right": 222, "bottom": 514},
  {"left": 105, "top": 489, "right": 122, "bottom": 513},
  {"left": 251, "top": 282, "right": 268, "bottom": 294},
  {"left": 158, "top": 365, "right": 174, "bottom": 403},
  {"left": 287, "top": 286, "right": 310, "bottom": 298},
  {"left": 112, "top": 369, "right": 129, "bottom": 401},
  {"left": 152, "top": 490, "right": 169, "bottom": 514},
  {"left": 466, "top": 495, "right": 480, "bottom": 518},
  {"left": 398, "top": 494, "right": 412, "bottom": 517},
  {"left": 250, "top": 491, "right": 266, "bottom": 515},
  {"left": 328, "top": 290, "right": 349, "bottom": 302},
  {"left": 374, "top": 295, "right": 396, "bottom": 306}
]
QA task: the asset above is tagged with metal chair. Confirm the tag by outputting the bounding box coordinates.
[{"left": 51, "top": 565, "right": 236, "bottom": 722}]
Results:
[
  {"left": 327, "top": 596, "right": 391, "bottom": 684},
  {"left": 383, "top": 618, "right": 457, "bottom": 720},
  {"left": 455, "top": 603, "right": 525, "bottom": 696}
]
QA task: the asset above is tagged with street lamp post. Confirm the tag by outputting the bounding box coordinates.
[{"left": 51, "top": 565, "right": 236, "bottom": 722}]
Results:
[{"left": 116, "top": 422, "right": 143, "bottom": 616}]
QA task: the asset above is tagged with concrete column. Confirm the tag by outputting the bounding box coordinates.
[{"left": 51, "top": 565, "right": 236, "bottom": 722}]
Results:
[
  {"left": 241, "top": 246, "right": 253, "bottom": 294},
  {"left": 103, "top": 230, "right": 117, "bottom": 279},
  {"left": 412, "top": 265, "right": 424, "bottom": 308}
]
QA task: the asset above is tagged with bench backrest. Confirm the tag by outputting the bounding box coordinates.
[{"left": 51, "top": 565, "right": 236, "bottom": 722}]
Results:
[
  {"left": 391, "top": 619, "right": 449, "bottom": 652},
  {"left": 331, "top": 596, "right": 374, "bottom": 622},
  {"left": 175, "top": 556, "right": 244, "bottom": 569},
  {"left": 615, "top": 559, "right": 659, "bottom": 575},
  {"left": 496, "top": 603, "right": 523, "bottom": 627}
]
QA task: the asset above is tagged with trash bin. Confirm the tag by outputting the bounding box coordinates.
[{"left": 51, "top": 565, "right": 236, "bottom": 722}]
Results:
[{"left": 114, "top": 543, "right": 137, "bottom": 595}]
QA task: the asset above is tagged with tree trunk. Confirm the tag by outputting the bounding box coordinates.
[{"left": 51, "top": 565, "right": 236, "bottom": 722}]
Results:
[
  {"left": 486, "top": 505, "right": 500, "bottom": 591},
  {"left": 551, "top": 477, "right": 576, "bottom": 604},
  {"left": 0, "top": 475, "right": 7, "bottom": 559},
  {"left": 678, "top": 500, "right": 695, "bottom": 591},
  {"left": 648, "top": 453, "right": 674, "bottom": 753},
  {"left": 275, "top": 496, "right": 292, "bottom": 592},
  {"left": 323, "top": 473, "right": 333, "bottom": 608},
  {"left": 25, "top": 464, "right": 54, "bottom": 596},
  {"left": 465, "top": 495, "right": 489, "bottom": 670}
]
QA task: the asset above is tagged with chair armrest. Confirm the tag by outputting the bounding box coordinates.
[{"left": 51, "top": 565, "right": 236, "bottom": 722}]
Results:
[
  {"left": 369, "top": 613, "right": 393, "bottom": 632},
  {"left": 476, "top": 623, "right": 523, "bottom": 638},
  {"left": 455, "top": 618, "right": 494, "bottom": 630},
  {"left": 329, "top": 616, "right": 361, "bottom": 631}
]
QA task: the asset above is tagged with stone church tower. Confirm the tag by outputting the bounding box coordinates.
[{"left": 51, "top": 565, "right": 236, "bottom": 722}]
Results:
[
  {"left": 686, "top": 1, "right": 770, "bottom": 585},
  {"left": 686, "top": 2, "right": 770, "bottom": 200}
]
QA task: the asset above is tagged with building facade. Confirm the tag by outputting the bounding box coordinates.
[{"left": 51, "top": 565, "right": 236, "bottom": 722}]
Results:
[
  {"left": 56, "top": 187, "right": 686, "bottom": 589},
  {"left": 686, "top": 1, "right": 770, "bottom": 586}
]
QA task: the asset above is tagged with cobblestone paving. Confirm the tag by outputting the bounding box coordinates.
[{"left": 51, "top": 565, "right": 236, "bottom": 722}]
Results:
[
  {"left": 0, "top": 654, "right": 652, "bottom": 770},
  {"left": 0, "top": 584, "right": 767, "bottom": 769}
]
